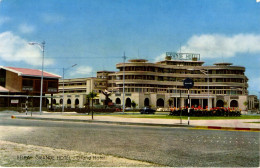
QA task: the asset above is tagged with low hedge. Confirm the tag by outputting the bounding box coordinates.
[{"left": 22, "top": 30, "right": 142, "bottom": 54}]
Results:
[{"left": 169, "top": 108, "right": 241, "bottom": 117}]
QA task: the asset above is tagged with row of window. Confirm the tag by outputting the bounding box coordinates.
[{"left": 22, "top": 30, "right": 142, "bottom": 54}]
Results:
[
  {"left": 48, "top": 98, "right": 79, "bottom": 105},
  {"left": 116, "top": 88, "right": 243, "bottom": 95},
  {"left": 111, "top": 75, "right": 245, "bottom": 83},
  {"left": 59, "top": 90, "right": 86, "bottom": 93},
  {"left": 58, "top": 83, "right": 86, "bottom": 87},
  {"left": 118, "top": 67, "right": 244, "bottom": 75}
]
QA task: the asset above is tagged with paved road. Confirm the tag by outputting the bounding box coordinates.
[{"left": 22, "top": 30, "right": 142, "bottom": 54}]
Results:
[{"left": 0, "top": 112, "right": 259, "bottom": 167}]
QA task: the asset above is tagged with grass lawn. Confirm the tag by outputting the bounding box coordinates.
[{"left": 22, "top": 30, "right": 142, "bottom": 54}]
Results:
[
  {"left": 245, "top": 122, "right": 260, "bottom": 124},
  {"left": 64, "top": 112, "right": 260, "bottom": 120}
]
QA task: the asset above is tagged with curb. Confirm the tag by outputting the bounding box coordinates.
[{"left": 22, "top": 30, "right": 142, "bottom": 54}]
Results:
[
  {"left": 12, "top": 116, "right": 192, "bottom": 128},
  {"left": 194, "top": 126, "right": 260, "bottom": 132},
  {"left": 12, "top": 116, "right": 260, "bottom": 131}
]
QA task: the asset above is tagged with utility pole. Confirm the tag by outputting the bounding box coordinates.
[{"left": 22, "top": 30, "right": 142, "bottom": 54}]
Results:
[
  {"left": 122, "top": 52, "right": 126, "bottom": 114},
  {"left": 259, "top": 92, "right": 260, "bottom": 112},
  {"left": 62, "top": 64, "right": 77, "bottom": 113},
  {"left": 28, "top": 41, "right": 45, "bottom": 115}
]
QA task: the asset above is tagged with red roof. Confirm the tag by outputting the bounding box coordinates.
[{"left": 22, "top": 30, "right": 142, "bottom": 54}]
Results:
[{"left": 4, "top": 67, "right": 61, "bottom": 78}]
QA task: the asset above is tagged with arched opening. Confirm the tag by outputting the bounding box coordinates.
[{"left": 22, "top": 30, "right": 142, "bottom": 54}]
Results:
[
  {"left": 67, "top": 99, "right": 71, "bottom": 104},
  {"left": 230, "top": 100, "right": 238, "bottom": 107},
  {"left": 157, "top": 98, "right": 164, "bottom": 107},
  {"left": 67, "top": 99, "right": 71, "bottom": 108},
  {"left": 75, "top": 99, "right": 79, "bottom": 108},
  {"left": 60, "top": 99, "right": 63, "bottom": 104},
  {"left": 216, "top": 100, "right": 224, "bottom": 107},
  {"left": 125, "top": 98, "right": 131, "bottom": 107},
  {"left": 144, "top": 98, "right": 150, "bottom": 107},
  {"left": 116, "top": 98, "right": 121, "bottom": 104},
  {"left": 75, "top": 99, "right": 79, "bottom": 105}
]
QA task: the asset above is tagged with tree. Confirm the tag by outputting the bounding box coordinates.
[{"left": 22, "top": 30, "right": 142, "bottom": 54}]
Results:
[
  {"left": 86, "top": 91, "right": 98, "bottom": 120},
  {"left": 131, "top": 100, "right": 137, "bottom": 109},
  {"left": 167, "top": 99, "right": 173, "bottom": 107},
  {"left": 243, "top": 101, "right": 248, "bottom": 110}
]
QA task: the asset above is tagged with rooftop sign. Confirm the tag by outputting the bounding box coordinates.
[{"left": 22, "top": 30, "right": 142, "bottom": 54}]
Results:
[{"left": 166, "top": 52, "right": 200, "bottom": 61}]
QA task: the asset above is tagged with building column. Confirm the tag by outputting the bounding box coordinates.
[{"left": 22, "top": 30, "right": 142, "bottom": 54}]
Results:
[
  {"left": 214, "top": 97, "right": 217, "bottom": 108},
  {"left": 71, "top": 96, "right": 75, "bottom": 108},
  {"left": 180, "top": 98, "right": 185, "bottom": 108},
  {"left": 208, "top": 98, "right": 212, "bottom": 109}
]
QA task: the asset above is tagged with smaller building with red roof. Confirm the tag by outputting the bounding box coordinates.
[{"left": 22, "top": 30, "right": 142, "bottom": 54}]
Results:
[{"left": 0, "top": 66, "right": 61, "bottom": 109}]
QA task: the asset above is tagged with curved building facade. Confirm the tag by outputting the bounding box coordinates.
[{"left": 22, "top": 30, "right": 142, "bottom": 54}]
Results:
[{"left": 106, "top": 53, "right": 248, "bottom": 110}]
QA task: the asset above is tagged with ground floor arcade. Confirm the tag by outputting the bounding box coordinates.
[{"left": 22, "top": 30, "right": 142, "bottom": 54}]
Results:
[
  {"left": 107, "top": 93, "right": 247, "bottom": 110},
  {"left": 47, "top": 92, "right": 247, "bottom": 111}
]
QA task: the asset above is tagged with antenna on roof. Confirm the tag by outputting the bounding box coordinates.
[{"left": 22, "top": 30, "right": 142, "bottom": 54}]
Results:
[{"left": 221, "top": 52, "right": 224, "bottom": 63}]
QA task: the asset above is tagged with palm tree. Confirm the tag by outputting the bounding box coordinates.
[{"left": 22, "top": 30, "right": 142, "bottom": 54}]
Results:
[
  {"left": 86, "top": 91, "right": 98, "bottom": 120},
  {"left": 131, "top": 100, "right": 137, "bottom": 109},
  {"left": 167, "top": 99, "right": 173, "bottom": 107}
]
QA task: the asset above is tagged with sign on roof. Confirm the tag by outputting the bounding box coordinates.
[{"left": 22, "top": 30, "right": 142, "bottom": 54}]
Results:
[{"left": 166, "top": 52, "right": 200, "bottom": 61}]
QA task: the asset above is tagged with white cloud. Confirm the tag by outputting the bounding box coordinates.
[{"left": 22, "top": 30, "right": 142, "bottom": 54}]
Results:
[
  {"left": 18, "top": 23, "right": 35, "bottom": 34},
  {"left": 180, "top": 34, "right": 260, "bottom": 59},
  {"left": 154, "top": 53, "right": 166, "bottom": 62},
  {"left": 42, "top": 13, "right": 65, "bottom": 23},
  {"left": 70, "top": 66, "right": 93, "bottom": 76},
  {"left": 0, "top": 31, "right": 54, "bottom": 66}
]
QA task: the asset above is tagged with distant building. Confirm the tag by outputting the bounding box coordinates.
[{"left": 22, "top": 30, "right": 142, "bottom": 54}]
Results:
[
  {"left": 51, "top": 71, "right": 114, "bottom": 108},
  {"left": 52, "top": 52, "right": 251, "bottom": 111},
  {"left": 106, "top": 53, "right": 249, "bottom": 110},
  {"left": 0, "top": 66, "right": 60, "bottom": 108},
  {"left": 248, "top": 95, "right": 259, "bottom": 111}
]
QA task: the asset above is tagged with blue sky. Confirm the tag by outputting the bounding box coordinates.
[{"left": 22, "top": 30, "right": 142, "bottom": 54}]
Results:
[{"left": 0, "top": 0, "right": 260, "bottom": 95}]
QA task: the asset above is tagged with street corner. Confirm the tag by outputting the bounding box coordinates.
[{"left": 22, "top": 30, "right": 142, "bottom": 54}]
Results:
[
  {"left": 0, "top": 140, "right": 158, "bottom": 167},
  {"left": 191, "top": 126, "right": 260, "bottom": 132}
]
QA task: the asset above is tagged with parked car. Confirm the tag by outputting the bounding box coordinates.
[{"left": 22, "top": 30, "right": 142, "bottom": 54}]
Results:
[
  {"left": 140, "top": 107, "right": 156, "bottom": 114},
  {"left": 125, "top": 107, "right": 133, "bottom": 111}
]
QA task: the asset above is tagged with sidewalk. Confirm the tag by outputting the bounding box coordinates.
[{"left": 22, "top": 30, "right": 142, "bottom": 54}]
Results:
[{"left": 12, "top": 112, "right": 260, "bottom": 131}]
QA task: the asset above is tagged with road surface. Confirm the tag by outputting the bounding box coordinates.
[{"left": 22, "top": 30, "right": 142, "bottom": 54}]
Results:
[{"left": 0, "top": 112, "right": 259, "bottom": 167}]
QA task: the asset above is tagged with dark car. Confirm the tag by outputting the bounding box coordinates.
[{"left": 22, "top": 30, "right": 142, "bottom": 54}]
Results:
[{"left": 140, "top": 107, "right": 156, "bottom": 114}]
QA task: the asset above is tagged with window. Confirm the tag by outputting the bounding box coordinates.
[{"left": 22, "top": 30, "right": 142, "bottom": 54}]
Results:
[{"left": 23, "top": 80, "right": 33, "bottom": 86}]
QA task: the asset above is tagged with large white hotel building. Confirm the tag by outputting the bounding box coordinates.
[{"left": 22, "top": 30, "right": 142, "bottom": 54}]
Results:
[{"left": 51, "top": 52, "right": 251, "bottom": 111}]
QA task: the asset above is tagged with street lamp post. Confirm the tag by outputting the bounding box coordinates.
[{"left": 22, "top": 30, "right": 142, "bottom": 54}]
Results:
[
  {"left": 62, "top": 64, "right": 77, "bottom": 113},
  {"left": 28, "top": 41, "right": 45, "bottom": 115},
  {"left": 258, "top": 92, "right": 260, "bottom": 112},
  {"left": 122, "top": 53, "right": 126, "bottom": 114}
]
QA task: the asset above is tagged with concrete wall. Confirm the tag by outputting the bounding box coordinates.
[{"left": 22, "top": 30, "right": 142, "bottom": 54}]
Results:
[{"left": 6, "top": 71, "right": 22, "bottom": 92}]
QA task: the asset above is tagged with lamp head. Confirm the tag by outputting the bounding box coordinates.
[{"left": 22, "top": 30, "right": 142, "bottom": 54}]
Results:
[{"left": 28, "top": 42, "right": 36, "bottom": 45}]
